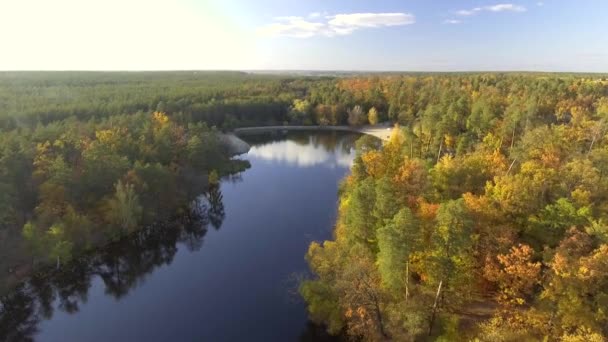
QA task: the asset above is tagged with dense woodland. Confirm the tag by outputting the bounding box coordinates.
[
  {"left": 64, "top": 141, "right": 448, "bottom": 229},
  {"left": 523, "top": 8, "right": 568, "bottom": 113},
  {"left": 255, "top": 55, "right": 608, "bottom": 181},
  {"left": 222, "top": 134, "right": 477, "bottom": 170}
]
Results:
[
  {"left": 0, "top": 109, "right": 248, "bottom": 291},
  {"left": 2, "top": 72, "right": 608, "bottom": 341},
  {"left": 0, "top": 71, "right": 310, "bottom": 130},
  {"left": 300, "top": 74, "right": 608, "bottom": 341},
  {"left": 0, "top": 72, "right": 275, "bottom": 293}
]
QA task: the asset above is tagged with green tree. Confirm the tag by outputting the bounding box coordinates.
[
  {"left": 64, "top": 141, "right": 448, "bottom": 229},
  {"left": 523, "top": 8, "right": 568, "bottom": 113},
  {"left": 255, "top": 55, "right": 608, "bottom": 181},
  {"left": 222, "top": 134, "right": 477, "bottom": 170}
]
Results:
[
  {"left": 377, "top": 208, "right": 419, "bottom": 296},
  {"left": 22, "top": 222, "right": 48, "bottom": 263},
  {"left": 105, "top": 180, "right": 143, "bottom": 237},
  {"left": 343, "top": 178, "right": 377, "bottom": 245},
  {"left": 527, "top": 198, "right": 592, "bottom": 248},
  {"left": 373, "top": 177, "right": 400, "bottom": 224},
  {"left": 300, "top": 241, "right": 343, "bottom": 332},
  {"left": 427, "top": 199, "right": 476, "bottom": 331},
  {"left": 0, "top": 182, "right": 16, "bottom": 231},
  {"left": 46, "top": 223, "right": 74, "bottom": 268}
]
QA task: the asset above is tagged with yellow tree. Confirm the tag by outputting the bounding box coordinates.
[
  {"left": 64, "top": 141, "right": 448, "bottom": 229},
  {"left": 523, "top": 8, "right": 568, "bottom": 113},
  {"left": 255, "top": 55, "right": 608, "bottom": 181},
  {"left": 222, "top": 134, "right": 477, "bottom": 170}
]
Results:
[{"left": 368, "top": 107, "right": 379, "bottom": 125}]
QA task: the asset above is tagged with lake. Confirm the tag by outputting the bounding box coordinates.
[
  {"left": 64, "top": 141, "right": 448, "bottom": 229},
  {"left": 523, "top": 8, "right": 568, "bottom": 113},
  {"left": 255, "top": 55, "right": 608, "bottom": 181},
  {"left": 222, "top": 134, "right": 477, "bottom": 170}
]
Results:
[{"left": 1, "top": 131, "right": 362, "bottom": 342}]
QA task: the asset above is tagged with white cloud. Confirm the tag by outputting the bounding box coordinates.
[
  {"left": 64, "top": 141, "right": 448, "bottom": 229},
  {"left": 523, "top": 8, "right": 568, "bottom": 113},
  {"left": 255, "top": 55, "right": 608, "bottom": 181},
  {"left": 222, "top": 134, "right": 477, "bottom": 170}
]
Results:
[
  {"left": 257, "top": 17, "right": 329, "bottom": 38},
  {"left": 485, "top": 4, "right": 526, "bottom": 12},
  {"left": 537, "top": 2, "right": 544, "bottom": 6},
  {"left": 257, "top": 12, "right": 415, "bottom": 38},
  {"left": 444, "top": 19, "right": 462, "bottom": 24},
  {"left": 456, "top": 7, "right": 482, "bottom": 16},
  {"left": 456, "top": 3, "right": 526, "bottom": 16},
  {"left": 329, "top": 13, "right": 415, "bottom": 28}
]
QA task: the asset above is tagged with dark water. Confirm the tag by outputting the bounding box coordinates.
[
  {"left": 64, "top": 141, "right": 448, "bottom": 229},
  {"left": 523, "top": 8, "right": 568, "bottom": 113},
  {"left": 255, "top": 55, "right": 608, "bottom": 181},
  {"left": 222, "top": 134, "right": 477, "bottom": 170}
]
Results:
[{"left": 1, "top": 131, "right": 360, "bottom": 342}]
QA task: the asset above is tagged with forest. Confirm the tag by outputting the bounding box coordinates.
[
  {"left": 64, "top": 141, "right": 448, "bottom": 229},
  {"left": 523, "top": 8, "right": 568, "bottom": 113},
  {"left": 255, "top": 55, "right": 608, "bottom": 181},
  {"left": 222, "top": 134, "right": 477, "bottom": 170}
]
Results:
[
  {"left": 2, "top": 71, "right": 608, "bottom": 341},
  {"left": 300, "top": 74, "right": 608, "bottom": 341},
  {"left": 0, "top": 71, "right": 272, "bottom": 293}
]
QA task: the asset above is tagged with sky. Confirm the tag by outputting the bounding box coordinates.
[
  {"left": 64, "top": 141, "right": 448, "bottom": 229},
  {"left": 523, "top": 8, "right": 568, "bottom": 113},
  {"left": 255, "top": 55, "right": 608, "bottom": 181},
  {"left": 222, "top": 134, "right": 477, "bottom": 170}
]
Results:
[{"left": 0, "top": 0, "right": 607, "bottom": 72}]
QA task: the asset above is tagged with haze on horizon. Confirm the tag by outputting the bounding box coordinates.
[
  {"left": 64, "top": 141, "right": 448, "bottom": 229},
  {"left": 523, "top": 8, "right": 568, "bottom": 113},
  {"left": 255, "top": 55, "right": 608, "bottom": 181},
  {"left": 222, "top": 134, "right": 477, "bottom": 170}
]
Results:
[{"left": 1, "top": 0, "right": 607, "bottom": 72}]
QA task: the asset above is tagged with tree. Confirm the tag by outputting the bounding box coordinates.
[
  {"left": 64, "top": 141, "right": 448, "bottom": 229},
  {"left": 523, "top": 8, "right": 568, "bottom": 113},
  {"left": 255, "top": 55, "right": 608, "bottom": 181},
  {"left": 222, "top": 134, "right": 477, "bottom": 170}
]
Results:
[
  {"left": 377, "top": 208, "right": 419, "bottom": 296},
  {"left": 300, "top": 240, "right": 345, "bottom": 335},
  {"left": 368, "top": 107, "right": 379, "bottom": 125},
  {"left": 342, "top": 178, "right": 377, "bottom": 245},
  {"left": 527, "top": 198, "right": 592, "bottom": 248},
  {"left": 186, "top": 135, "right": 206, "bottom": 170},
  {"left": 105, "top": 181, "right": 143, "bottom": 237},
  {"left": 46, "top": 223, "right": 74, "bottom": 268},
  {"left": 348, "top": 105, "right": 365, "bottom": 126},
  {"left": 484, "top": 244, "right": 541, "bottom": 306},
  {"left": 0, "top": 182, "right": 16, "bottom": 231},
  {"left": 540, "top": 229, "right": 608, "bottom": 336},
  {"left": 22, "top": 222, "right": 48, "bottom": 263},
  {"left": 337, "top": 249, "right": 389, "bottom": 340},
  {"left": 393, "top": 158, "right": 427, "bottom": 206},
  {"left": 314, "top": 104, "right": 332, "bottom": 126},
  {"left": 373, "top": 177, "right": 400, "bottom": 224},
  {"left": 289, "top": 99, "right": 312, "bottom": 124},
  {"left": 208, "top": 170, "right": 220, "bottom": 185},
  {"left": 428, "top": 199, "right": 475, "bottom": 305}
]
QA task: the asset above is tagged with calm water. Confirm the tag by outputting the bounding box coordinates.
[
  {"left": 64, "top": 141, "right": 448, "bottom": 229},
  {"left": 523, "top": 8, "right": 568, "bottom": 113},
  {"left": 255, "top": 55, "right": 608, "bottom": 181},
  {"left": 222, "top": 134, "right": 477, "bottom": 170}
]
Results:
[{"left": 1, "top": 131, "right": 361, "bottom": 342}]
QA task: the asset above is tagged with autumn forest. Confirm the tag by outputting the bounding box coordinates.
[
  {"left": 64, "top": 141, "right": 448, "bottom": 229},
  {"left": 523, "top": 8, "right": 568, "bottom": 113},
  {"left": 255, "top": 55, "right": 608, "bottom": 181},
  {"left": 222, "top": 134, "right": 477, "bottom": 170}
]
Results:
[{"left": 1, "top": 71, "right": 608, "bottom": 341}]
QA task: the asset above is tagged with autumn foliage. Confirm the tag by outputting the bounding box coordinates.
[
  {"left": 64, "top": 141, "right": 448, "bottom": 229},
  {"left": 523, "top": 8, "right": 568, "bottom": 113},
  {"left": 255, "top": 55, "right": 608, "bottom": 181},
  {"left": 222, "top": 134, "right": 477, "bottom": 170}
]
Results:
[{"left": 301, "top": 73, "right": 608, "bottom": 341}]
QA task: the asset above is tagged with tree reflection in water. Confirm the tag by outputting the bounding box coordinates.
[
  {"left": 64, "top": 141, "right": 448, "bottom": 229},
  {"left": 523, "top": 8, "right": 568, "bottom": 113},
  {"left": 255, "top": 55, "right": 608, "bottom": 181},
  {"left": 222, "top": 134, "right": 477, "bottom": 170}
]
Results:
[
  {"left": 206, "top": 186, "right": 225, "bottom": 230},
  {"left": 0, "top": 186, "right": 224, "bottom": 342}
]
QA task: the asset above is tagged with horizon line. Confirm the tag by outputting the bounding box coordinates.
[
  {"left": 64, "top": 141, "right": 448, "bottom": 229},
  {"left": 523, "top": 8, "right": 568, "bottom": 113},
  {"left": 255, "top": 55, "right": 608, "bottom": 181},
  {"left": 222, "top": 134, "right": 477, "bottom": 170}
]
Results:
[{"left": 0, "top": 69, "right": 607, "bottom": 74}]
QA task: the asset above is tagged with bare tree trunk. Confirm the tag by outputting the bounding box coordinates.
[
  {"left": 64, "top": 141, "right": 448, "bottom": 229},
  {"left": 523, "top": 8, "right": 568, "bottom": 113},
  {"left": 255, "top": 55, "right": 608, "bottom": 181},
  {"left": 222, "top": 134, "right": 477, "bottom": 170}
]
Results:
[
  {"left": 405, "top": 258, "right": 410, "bottom": 302},
  {"left": 436, "top": 139, "right": 443, "bottom": 164},
  {"left": 506, "top": 158, "right": 517, "bottom": 176},
  {"left": 589, "top": 135, "right": 598, "bottom": 154},
  {"left": 428, "top": 280, "right": 443, "bottom": 336},
  {"left": 510, "top": 127, "right": 516, "bottom": 154},
  {"left": 410, "top": 141, "right": 413, "bottom": 159}
]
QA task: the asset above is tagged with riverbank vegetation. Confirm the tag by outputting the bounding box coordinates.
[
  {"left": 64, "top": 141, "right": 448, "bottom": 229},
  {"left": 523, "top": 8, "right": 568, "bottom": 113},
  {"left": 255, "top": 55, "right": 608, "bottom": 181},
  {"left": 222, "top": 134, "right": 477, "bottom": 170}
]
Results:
[
  {"left": 301, "top": 74, "right": 608, "bottom": 340},
  {"left": 0, "top": 106, "right": 248, "bottom": 293},
  {"left": 2, "top": 71, "right": 608, "bottom": 341}
]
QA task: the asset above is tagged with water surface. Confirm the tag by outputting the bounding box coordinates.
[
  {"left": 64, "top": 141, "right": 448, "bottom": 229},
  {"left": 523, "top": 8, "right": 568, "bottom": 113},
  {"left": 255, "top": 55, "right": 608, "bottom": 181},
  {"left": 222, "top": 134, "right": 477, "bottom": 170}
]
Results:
[{"left": 2, "top": 131, "right": 360, "bottom": 342}]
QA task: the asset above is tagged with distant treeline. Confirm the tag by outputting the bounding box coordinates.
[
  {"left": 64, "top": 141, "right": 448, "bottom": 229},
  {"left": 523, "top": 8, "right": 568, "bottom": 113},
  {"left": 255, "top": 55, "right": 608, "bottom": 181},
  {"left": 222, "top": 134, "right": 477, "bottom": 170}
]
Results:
[
  {"left": 0, "top": 71, "right": 317, "bottom": 130},
  {"left": 3, "top": 71, "right": 607, "bottom": 132}
]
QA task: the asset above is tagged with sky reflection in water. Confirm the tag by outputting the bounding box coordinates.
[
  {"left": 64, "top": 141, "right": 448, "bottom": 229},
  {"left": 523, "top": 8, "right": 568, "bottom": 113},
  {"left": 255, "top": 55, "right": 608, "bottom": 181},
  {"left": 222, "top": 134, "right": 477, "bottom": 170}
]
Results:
[{"left": 247, "top": 133, "right": 356, "bottom": 168}]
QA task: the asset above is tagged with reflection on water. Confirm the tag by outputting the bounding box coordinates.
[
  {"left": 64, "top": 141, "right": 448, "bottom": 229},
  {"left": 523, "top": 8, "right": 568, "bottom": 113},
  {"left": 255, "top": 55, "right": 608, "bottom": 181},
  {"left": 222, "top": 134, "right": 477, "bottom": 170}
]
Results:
[
  {"left": 247, "top": 133, "right": 357, "bottom": 168},
  {"left": 0, "top": 187, "right": 220, "bottom": 342},
  {"left": 0, "top": 131, "right": 362, "bottom": 342}
]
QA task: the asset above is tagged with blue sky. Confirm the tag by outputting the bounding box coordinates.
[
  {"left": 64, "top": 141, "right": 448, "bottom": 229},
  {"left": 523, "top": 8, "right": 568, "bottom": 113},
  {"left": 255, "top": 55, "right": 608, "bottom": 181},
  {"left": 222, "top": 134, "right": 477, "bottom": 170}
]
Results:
[{"left": 1, "top": 0, "right": 607, "bottom": 71}]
